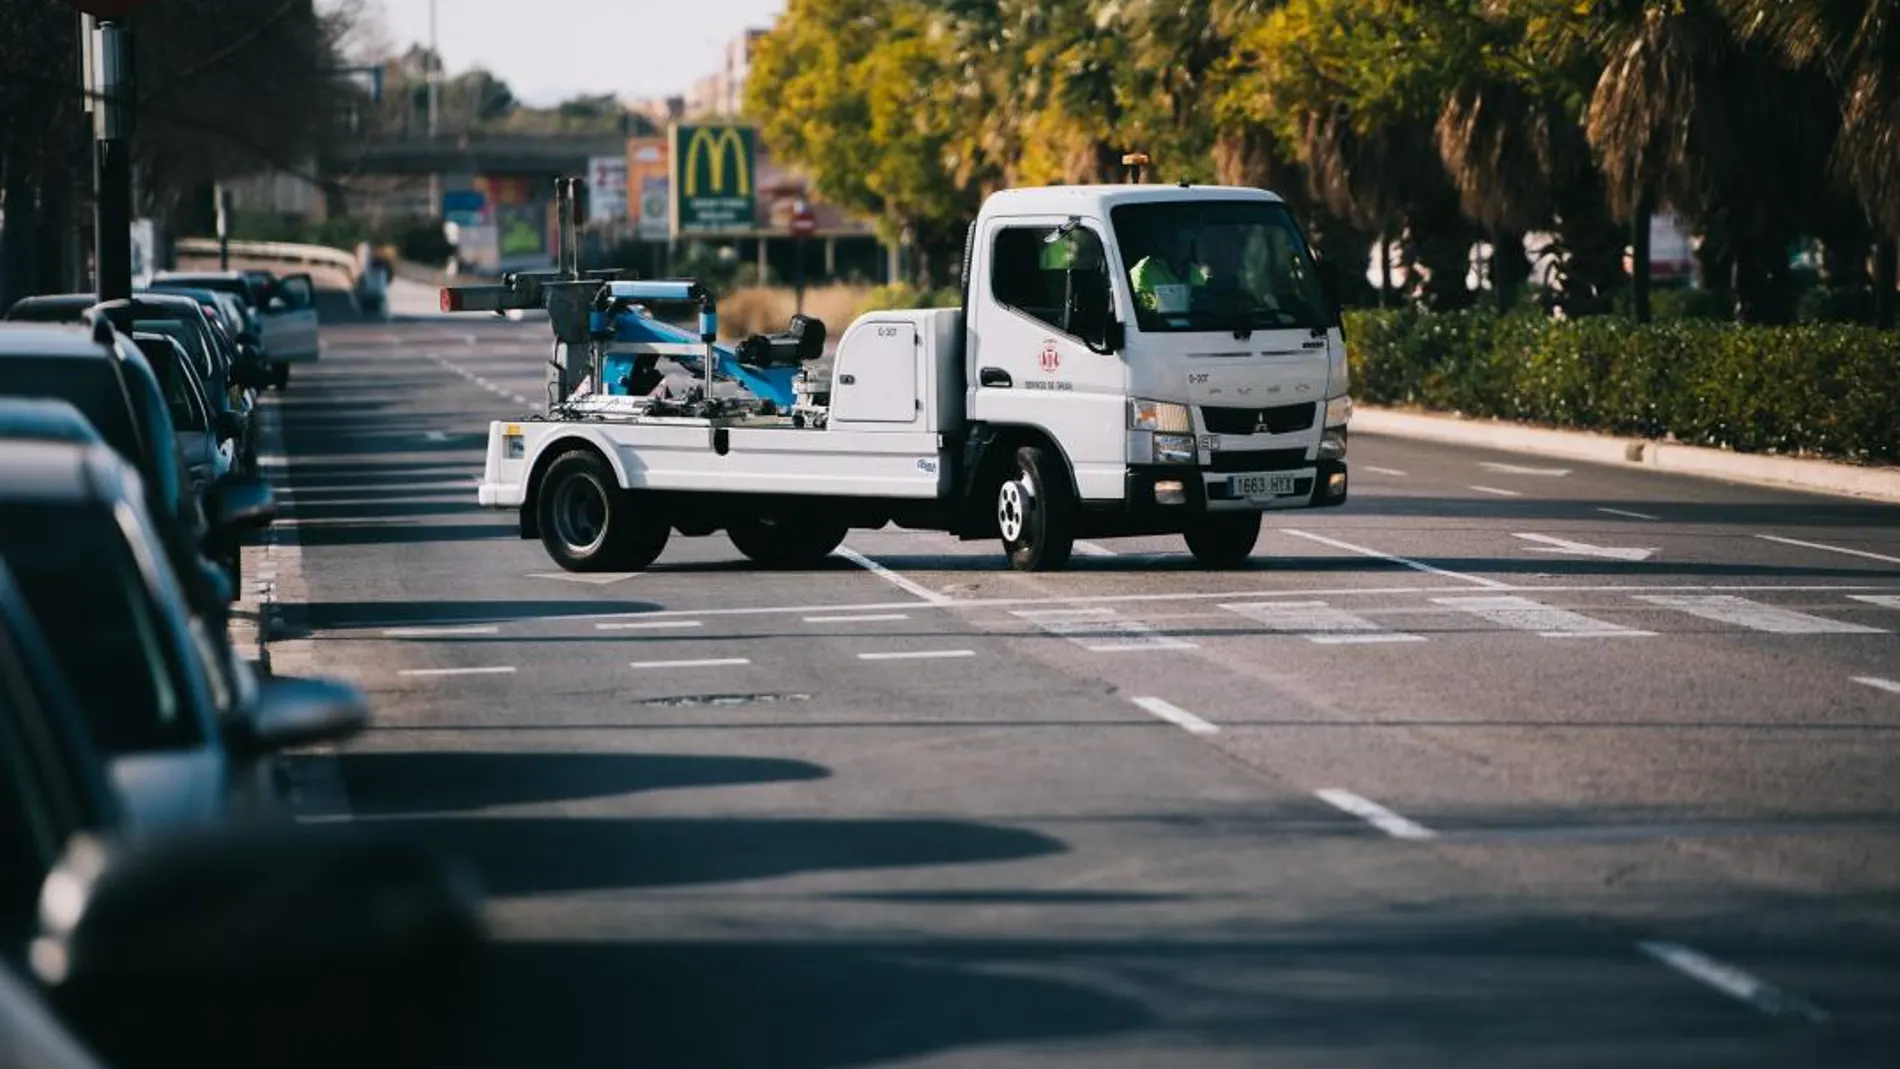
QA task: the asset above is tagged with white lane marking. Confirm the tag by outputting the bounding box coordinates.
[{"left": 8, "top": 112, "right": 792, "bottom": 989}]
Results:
[
  {"left": 856, "top": 649, "right": 976, "bottom": 661},
  {"left": 1130, "top": 696, "right": 1219, "bottom": 736},
  {"left": 1223, "top": 600, "right": 1427, "bottom": 644},
  {"left": 1011, "top": 607, "right": 1195, "bottom": 652},
  {"left": 381, "top": 625, "right": 499, "bottom": 637},
  {"left": 595, "top": 619, "right": 705, "bottom": 631},
  {"left": 1469, "top": 484, "right": 1523, "bottom": 497},
  {"left": 1757, "top": 534, "right": 1900, "bottom": 566},
  {"left": 1853, "top": 676, "right": 1900, "bottom": 695},
  {"left": 1479, "top": 461, "right": 1571, "bottom": 476},
  {"left": 1849, "top": 595, "right": 1900, "bottom": 610},
  {"left": 1313, "top": 789, "right": 1437, "bottom": 841},
  {"left": 1363, "top": 465, "right": 1407, "bottom": 477},
  {"left": 398, "top": 665, "right": 517, "bottom": 677},
  {"left": 1073, "top": 540, "right": 1116, "bottom": 557},
  {"left": 423, "top": 430, "right": 450, "bottom": 442},
  {"left": 527, "top": 571, "right": 638, "bottom": 585},
  {"left": 1282, "top": 529, "right": 1512, "bottom": 589},
  {"left": 1514, "top": 532, "right": 1656, "bottom": 562},
  {"left": 1634, "top": 594, "right": 1886, "bottom": 635},
  {"left": 803, "top": 613, "right": 910, "bottom": 623},
  {"left": 1637, "top": 941, "right": 1827, "bottom": 1022},
  {"left": 836, "top": 545, "right": 954, "bottom": 606},
  {"left": 1599, "top": 507, "right": 1660, "bottom": 521},
  {"left": 1434, "top": 595, "right": 1655, "bottom": 638},
  {"left": 629, "top": 657, "right": 751, "bottom": 669}
]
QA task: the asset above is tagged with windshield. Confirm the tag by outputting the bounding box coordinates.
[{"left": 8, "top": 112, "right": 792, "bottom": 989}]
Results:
[
  {"left": 127, "top": 318, "right": 220, "bottom": 388},
  {"left": 0, "top": 358, "right": 141, "bottom": 461},
  {"left": 0, "top": 502, "right": 202, "bottom": 753},
  {"left": 1112, "top": 200, "right": 1333, "bottom": 334},
  {"left": 136, "top": 338, "right": 209, "bottom": 433}
]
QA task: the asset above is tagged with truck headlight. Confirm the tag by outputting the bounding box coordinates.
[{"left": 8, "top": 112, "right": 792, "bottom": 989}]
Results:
[
  {"left": 1154, "top": 433, "right": 1196, "bottom": 464},
  {"left": 1324, "top": 394, "right": 1352, "bottom": 429},
  {"left": 1129, "top": 398, "right": 1193, "bottom": 434},
  {"left": 1319, "top": 427, "right": 1348, "bottom": 459}
]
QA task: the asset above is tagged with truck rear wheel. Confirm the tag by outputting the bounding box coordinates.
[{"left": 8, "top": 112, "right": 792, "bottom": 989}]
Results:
[
  {"left": 727, "top": 516, "right": 849, "bottom": 568},
  {"left": 997, "top": 444, "right": 1074, "bottom": 572},
  {"left": 537, "top": 450, "right": 669, "bottom": 571},
  {"left": 1184, "top": 513, "right": 1261, "bottom": 568}
]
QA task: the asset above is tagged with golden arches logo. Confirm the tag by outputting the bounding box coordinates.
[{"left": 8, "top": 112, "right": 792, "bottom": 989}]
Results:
[{"left": 682, "top": 127, "right": 750, "bottom": 198}]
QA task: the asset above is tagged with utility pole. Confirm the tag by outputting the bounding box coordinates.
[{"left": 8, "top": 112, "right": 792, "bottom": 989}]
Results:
[
  {"left": 215, "top": 182, "right": 230, "bottom": 269},
  {"left": 92, "top": 18, "right": 134, "bottom": 300},
  {"left": 427, "top": 0, "right": 441, "bottom": 220}
]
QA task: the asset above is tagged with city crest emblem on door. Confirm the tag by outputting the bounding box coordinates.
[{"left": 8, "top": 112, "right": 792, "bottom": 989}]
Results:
[{"left": 1039, "top": 341, "right": 1061, "bottom": 374}]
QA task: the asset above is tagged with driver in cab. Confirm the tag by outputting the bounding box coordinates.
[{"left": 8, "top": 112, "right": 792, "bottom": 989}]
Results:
[{"left": 1129, "top": 227, "right": 1209, "bottom": 323}]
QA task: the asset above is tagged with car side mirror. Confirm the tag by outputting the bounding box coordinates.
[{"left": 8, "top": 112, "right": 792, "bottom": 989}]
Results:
[
  {"left": 211, "top": 473, "right": 274, "bottom": 531},
  {"left": 226, "top": 675, "right": 370, "bottom": 756},
  {"left": 31, "top": 828, "right": 486, "bottom": 1069},
  {"left": 1317, "top": 260, "right": 1343, "bottom": 325}
]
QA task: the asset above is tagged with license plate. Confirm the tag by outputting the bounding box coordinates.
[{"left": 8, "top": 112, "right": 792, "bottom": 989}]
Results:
[{"left": 1229, "top": 473, "right": 1298, "bottom": 498}]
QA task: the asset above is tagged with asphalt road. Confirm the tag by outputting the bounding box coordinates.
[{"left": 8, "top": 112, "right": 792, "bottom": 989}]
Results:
[{"left": 272, "top": 283, "right": 1900, "bottom": 1067}]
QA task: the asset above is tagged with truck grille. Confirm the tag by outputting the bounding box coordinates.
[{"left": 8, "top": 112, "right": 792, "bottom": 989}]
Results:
[
  {"left": 1208, "top": 448, "right": 1311, "bottom": 473},
  {"left": 1201, "top": 402, "right": 1317, "bottom": 436}
]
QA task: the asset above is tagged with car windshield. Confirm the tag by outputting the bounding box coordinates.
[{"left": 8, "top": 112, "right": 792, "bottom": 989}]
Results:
[
  {"left": 0, "top": 502, "right": 201, "bottom": 753},
  {"left": 0, "top": 358, "right": 141, "bottom": 461},
  {"left": 135, "top": 338, "right": 208, "bottom": 433},
  {"left": 126, "top": 317, "right": 218, "bottom": 386},
  {"left": 1112, "top": 200, "right": 1333, "bottom": 333}
]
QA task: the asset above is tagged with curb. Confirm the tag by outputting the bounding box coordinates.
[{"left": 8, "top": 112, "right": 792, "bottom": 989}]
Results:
[
  {"left": 1351, "top": 406, "right": 1900, "bottom": 505},
  {"left": 229, "top": 397, "right": 293, "bottom": 676}
]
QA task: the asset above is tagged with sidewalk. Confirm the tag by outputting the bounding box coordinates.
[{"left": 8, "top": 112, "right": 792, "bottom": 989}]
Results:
[{"left": 1352, "top": 405, "right": 1900, "bottom": 505}]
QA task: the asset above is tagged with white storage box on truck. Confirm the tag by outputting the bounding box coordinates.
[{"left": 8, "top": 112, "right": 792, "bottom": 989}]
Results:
[{"left": 446, "top": 171, "right": 1352, "bottom": 573}]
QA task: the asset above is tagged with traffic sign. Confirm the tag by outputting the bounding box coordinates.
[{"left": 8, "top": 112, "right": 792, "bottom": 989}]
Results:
[
  {"left": 790, "top": 200, "right": 816, "bottom": 238},
  {"left": 61, "top": 0, "right": 149, "bottom": 17}
]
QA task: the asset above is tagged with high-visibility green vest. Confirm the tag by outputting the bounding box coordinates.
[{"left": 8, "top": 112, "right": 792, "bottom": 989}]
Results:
[{"left": 1130, "top": 256, "right": 1208, "bottom": 313}]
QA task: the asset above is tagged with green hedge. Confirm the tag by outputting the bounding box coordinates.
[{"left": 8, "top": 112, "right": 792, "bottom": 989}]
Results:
[{"left": 1344, "top": 307, "right": 1900, "bottom": 465}]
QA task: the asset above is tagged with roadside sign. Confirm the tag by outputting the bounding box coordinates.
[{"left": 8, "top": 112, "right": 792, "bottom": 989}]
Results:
[
  {"left": 790, "top": 199, "right": 816, "bottom": 238},
  {"left": 587, "top": 156, "right": 628, "bottom": 223},
  {"left": 670, "top": 124, "right": 756, "bottom": 235},
  {"left": 626, "top": 137, "right": 671, "bottom": 241}
]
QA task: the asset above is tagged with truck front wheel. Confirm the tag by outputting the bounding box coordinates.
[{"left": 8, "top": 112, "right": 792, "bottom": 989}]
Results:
[
  {"left": 537, "top": 450, "right": 670, "bottom": 571},
  {"left": 727, "top": 516, "right": 849, "bottom": 568},
  {"left": 1184, "top": 513, "right": 1261, "bottom": 568},
  {"left": 997, "top": 445, "right": 1074, "bottom": 571}
]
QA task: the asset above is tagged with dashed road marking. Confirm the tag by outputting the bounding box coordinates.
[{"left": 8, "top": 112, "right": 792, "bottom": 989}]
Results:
[
  {"left": 382, "top": 625, "right": 499, "bottom": 637},
  {"left": 856, "top": 649, "right": 975, "bottom": 661},
  {"left": 1012, "top": 608, "right": 1196, "bottom": 652},
  {"left": 1637, "top": 941, "right": 1827, "bottom": 1022},
  {"left": 836, "top": 546, "right": 954, "bottom": 606},
  {"left": 1599, "top": 507, "right": 1660, "bottom": 521},
  {"left": 1758, "top": 534, "right": 1900, "bottom": 566},
  {"left": 1847, "top": 594, "right": 1900, "bottom": 610},
  {"left": 1363, "top": 465, "right": 1407, "bottom": 477},
  {"left": 1434, "top": 595, "right": 1654, "bottom": 638},
  {"left": 398, "top": 665, "right": 517, "bottom": 677},
  {"left": 1469, "top": 484, "right": 1522, "bottom": 497},
  {"left": 803, "top": 613, "right": 910, "bottom": 623},
  {"left": 1222, "top": 600, "right": 1427, "bottom": 644},
  {"left": 1852, "top": 676, "right": 1900, "bottom": 695},
  {"left": 1130, "top": 696, "right": 1219, "bottom": 736},
  {"left": 596, "top": 619, "right": 705, "bottom": 631},
  {"left": 1313, "top": 789, "right": 1437, "bottom": 840},
  {"left": 630, "top": 657, "right": 751, "bottom": 669},
  {"left": 1634, "top": 594, "right": 1886, "bottom": 635},
  {"left": 1283, "top": 529, "right": 1512, "bottom": 589},
  {"left": 422, "top": 430, "right": 449, "bottom": 442},
  {"left": 1480, "top": 462, "right": 1570, "bottom": 476},
  {"left": 1073, "top": 540, "right": 1116, "bottom": 557}
]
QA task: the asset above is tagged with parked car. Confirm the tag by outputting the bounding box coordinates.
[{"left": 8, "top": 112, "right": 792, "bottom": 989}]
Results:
[
  {"left": 0, "top": 395, "right": 107, "bottom": 448},
  {"left": 143, "top": 282, "right": 275, "bottom": 384},
  {"left": 0, "top": 440, "right": 366, "bottom": 830},
  {"left": 131, "top": 331, "right": 234, "bottom": 497},
  {"left": 152, "top": 269, "right": 317, "bottom": 388},
  {"left": 0, "top": 557, "right": 484, "bottom": 1069}
]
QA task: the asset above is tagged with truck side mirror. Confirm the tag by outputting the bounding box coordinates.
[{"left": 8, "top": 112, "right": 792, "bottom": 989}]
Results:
[{"left": 1099, "top": 317, "right": 1125, "bottom": 354}]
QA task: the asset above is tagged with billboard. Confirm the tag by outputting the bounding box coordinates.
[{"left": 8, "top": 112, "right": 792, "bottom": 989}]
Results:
[
  {"left": 587, "top": 155, "right": 628, "bottom": 223},
  {"left": 626, "top": 137, "right": 670, "bottom": 241},
  {"left": 671, "top": 124, "right": 755, "bottom": 235}
]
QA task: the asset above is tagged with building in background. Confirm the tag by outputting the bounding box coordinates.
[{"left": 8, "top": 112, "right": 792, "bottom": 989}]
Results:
[{"left": 686, "top": 29, "right": 767, "bottom": 119}]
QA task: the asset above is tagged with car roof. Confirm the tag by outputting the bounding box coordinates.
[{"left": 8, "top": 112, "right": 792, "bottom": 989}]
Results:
[
  {"left": 0, "top": 440, "right": 131, "bottom": 505},
  {"left": 4, "top": 294, "right": 98, "bottom": 322},
  {"left": 979, "top": 184, "right": 1286, "bottom": 219},
  {"left": 0, "top": 397, "right": 102, "bottom": 445},
  {"left": 0, "top": 322, "right": 118, "bottom": 360}
]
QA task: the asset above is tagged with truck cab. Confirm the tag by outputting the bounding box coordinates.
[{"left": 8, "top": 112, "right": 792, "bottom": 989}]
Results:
[{"left": 945, "top": 183, "right": 1350, "bottom": 568}]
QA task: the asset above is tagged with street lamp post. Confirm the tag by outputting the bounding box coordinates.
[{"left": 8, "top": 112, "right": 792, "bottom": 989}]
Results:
[{"left": 64, "top": 1, "right": 149, "bottom": 300}]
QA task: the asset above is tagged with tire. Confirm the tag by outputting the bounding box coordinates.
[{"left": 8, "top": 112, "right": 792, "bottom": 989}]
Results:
[
  {"left": 727, "top": 515, "right": 849, "bottom": 568},
  {"left": 996, "top": 444, "right": 1075, "bottom": 572},
  {"left": 1184, "top": 513, "right": 1261, "bottom": 568},
  {"left": 535, "top": 450, "right": 669, "bottom": 571}
]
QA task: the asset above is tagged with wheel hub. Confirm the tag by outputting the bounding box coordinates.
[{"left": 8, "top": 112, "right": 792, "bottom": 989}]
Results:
[
  {"left": 551, "top": 476, "right": 609, "bottom": 553},
  {"left": 997, "top": 477, "right": 1033, "bottom": 543}
]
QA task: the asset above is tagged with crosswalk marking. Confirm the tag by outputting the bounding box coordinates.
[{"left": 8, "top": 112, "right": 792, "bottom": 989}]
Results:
[
  {"left": 1432, "top": 595, "right": 1654, "bottom": 638},
  {"left": 1634, "top": 595, "right": 1886, "bottom": 635},
  {"left": 1848, "top": 595, "right": 1900, "bottom": 611},
  {"left": 1222, "top": 601, "right": 1427, "bottom": 645},
  {"left": 1012, "top": 608, "right": 1195, "bottom": 652}
]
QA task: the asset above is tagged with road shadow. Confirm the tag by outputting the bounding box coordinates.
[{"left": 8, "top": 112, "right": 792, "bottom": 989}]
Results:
[
  {"left": 302, "top": 598, "right": 660, "bottom": 628},
  {"left": 1344, "top": 496, "right": 1900, "bottom": 528},
  {"left": 338, "top": 751, "right": 830, "bottom": 815},
  {"left": 372, "top": 815, "right": 1066, "bottom": 895},
  {"left": 290, "top": 521, "right": 512, "bottom": 547},
  {"left": 851, "top": 553, "right": 1894, "bottom": 581}
]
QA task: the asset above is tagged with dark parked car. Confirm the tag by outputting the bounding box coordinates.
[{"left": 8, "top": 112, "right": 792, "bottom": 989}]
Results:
[
  {"left": 132, "top": 330, "right": 233, "bottom": 498},
  {"left": 0, "top": 440, "right": 366, "bottom": 830},
  {"left": 144, "top": 283, "right": 275, "bottom": 382},
  {"left": 0, "top": 395, "right": 105, "bottom": 448},
  {"left": 154, "top": 268, "right": 317, "bottom": 387}
]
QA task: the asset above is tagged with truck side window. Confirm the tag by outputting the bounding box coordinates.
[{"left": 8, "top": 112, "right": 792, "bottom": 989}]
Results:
[{"left": 990, "top": 226, "right": 1113, "bottom": 347}]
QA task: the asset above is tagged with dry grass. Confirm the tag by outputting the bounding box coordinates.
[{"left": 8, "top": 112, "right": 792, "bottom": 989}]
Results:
[{"left": 719, "top": 284, "right": 874, "bottom": 337}]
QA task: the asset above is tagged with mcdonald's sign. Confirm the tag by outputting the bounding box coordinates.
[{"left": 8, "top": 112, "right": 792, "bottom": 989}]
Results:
[{"left": 671, "top": 124, "right": 756, "bottom": 235}]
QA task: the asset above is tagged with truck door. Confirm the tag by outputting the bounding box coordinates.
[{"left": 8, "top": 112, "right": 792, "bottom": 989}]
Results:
[
  {"left": 968, "top": 218, "right": 1129, "bottom": 501},
  {"left": 831, "top": 320, "right": 919, "bottom": 424}
]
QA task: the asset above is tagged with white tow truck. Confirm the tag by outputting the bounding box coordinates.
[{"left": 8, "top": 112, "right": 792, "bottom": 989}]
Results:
[{"left": 446, "top": 167, "right": 1353, "bottom": 573}]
